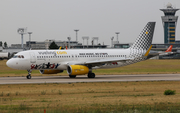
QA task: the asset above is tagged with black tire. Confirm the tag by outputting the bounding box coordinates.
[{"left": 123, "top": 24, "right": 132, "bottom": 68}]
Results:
[
  {"left": 26, "top": 75, "right": 31, "bottom": 79},
  {"left": 88, "top": 73, "right": 95, "bottom": 78},
  {"left": 69, "top": 75, "right": 76, "bottom": 78},
  {"left": 88, "top": 73, "right": 91, "bottom": 78}
]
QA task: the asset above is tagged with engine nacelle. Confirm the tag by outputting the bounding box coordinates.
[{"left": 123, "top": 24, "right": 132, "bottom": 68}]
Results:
[
  {"left": 40, "top": 70, "right": 63, "bottom": 74},
  {"left": 67, "top": 65, "right": 89, "bottom": 75}
]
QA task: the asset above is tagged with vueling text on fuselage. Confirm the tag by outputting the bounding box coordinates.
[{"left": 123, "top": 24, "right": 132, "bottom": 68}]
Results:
[{"left": 38, "top": 51, "right": 67, "bottom": 55}]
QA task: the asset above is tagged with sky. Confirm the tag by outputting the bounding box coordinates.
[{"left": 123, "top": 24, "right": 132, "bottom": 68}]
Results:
[{"left": 0, "top": 0, "right": 180, "bottom": 47}]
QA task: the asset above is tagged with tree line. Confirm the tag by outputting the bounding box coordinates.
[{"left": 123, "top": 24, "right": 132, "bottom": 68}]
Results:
[{"left": 0, "top": 42, "right": 7, "bottom": 48}]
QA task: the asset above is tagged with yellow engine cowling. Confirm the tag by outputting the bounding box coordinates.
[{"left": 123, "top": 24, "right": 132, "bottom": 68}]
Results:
[
  {"left": 67, "top": 65, "right": 89, "bottom": 75},
  {"left": 40, "top": 70, "right": 63, "bottom": 74}
]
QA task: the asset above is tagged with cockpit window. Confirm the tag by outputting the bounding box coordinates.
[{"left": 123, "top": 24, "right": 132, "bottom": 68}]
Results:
[
  {"left": 13, "top": 55, "right": 18, "bottom": 58},
  {"left": 13, "top": 55, "right": 24, "bottom": 58}
]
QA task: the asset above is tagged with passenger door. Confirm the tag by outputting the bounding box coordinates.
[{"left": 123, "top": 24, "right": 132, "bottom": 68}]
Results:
[{"left": 29, "top": 52, "right": 36, "bottom": 63}]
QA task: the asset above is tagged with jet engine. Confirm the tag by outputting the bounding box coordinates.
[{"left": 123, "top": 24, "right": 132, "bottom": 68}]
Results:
[
  {"left": 40, "top": 70, "right": 63, "bottom": 74},
  {"left": 67, "top": 65, "right": 89, "bottom": 75}
]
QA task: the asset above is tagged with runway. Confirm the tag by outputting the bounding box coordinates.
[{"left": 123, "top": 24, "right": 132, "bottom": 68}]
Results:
[{"left": 0, "top": 74, "right": 180, "bottom": 84}]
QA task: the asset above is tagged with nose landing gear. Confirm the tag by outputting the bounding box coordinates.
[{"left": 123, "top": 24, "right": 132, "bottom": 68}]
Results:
[{"left": 27, "top": 70, "right": 32, "bottom": 79}]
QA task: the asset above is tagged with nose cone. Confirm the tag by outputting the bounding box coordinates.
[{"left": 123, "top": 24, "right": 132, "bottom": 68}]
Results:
[
  {"left": 6, "top": 59, "right": 12, "bottom": 68},
  {"left": 6, "top": 58, "right": 29, "bottom": 70},
  {"left": 6, "top": 59, "right": 16, "bottom": 69}
]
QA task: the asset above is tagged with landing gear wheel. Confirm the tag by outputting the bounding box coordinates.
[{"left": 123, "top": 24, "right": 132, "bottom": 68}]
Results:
[
  {"left": 69, "top": 75, "right": 76, "bottom": 78},
  {"left": 27, "top": 70, "right": 32, "bottom": 79},
  {"left": 26, "top": 75, "right": 31, "bottom": 79},
  {"left": 88, "top": 73, "right": 95, "bottom": 78}
]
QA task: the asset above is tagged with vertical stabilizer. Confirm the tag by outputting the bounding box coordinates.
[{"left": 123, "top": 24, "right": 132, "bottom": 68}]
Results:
[
  {"left": 165, "top": 45, "right": 173, "bottom": 52},
  {"left": 125, "top": 22, "right": 156, "bottom": 66},
  {"left": 130, "top": 22, "right": 156, "bottom": 50}
]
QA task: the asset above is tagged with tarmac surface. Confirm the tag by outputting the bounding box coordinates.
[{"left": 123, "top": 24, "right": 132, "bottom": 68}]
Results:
[{"left": 0, "top": 74, "right": 180, "bottom": 84}]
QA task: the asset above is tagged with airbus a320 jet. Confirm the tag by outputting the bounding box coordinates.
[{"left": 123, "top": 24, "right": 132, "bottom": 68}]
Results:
[{"left": 7, "top": 22, "right": 157, "bottom": 79}]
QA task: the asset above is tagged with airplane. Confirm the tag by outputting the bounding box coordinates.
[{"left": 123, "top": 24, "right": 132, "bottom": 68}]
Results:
[
  {"left": 6, "top": 22, "right": 156, "bottom": 79},
  {"left": 147, "top": 45, "right": 173, "bottom": 59}
]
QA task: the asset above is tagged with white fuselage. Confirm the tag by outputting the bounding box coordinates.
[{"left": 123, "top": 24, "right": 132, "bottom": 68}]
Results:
[{"left": 6, "top": 49, "right": 132, "bottom": 70}]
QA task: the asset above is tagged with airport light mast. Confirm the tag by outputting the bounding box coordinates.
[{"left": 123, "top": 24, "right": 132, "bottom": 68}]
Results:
[
  {"left": 74, "top": 29, "right": 79, "bottom": 42},
  {"left": 111, "top": 37, "right": 114, "bottom": 48},
  {"left": 82, "top": 36, "right": 89, "bottom": 48},
  {"left": 28, "top": 32, "right": 32, "bottom": 49},
  {"left": 67, "top": 37, "right": 71, "bottom": 49},
  {"left": 17, "top": 28, "right": 27, "bottom": 49},
  {"left": 115, "top": 32, "right": 120, "bottom": 42},
  {"left": 92, "top": 37, "right": 99, "bottom": 48}
]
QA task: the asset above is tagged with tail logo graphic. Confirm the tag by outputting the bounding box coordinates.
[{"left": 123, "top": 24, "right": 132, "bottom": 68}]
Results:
[{"left": 165, "top": 45, "right": 173, "bottom": 52}]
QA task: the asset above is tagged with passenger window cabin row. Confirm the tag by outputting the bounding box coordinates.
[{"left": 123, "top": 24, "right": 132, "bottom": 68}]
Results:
[{"left": 37, "top": 55, "right": 126, "bottom": 59}]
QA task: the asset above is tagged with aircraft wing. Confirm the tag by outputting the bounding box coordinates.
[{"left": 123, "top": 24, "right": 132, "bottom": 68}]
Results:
[
  {"left": 85, "top": 58, "right": 134, "bottom": 64},
  {"left": 58, "top": 57, "right": 134, "bottom": 68},
  {"left": 75, "top": 58, "right": 134, "bottom": 65}
]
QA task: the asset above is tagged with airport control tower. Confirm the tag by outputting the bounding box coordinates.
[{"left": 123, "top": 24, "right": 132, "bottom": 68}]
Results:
[{"left": 160, "top": 3, "right": 179, "bottom": 44}]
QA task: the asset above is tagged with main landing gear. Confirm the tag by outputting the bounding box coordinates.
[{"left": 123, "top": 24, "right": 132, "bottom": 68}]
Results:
[
  {"left": 27, "top": 70, "right": 32, "bottom": 79},
  {"left": 68, "top": 73, "right": 95, "bottom": 78},
  {"left": 69, "top": 75, "right": 76, "bottom": 78},
  {"left": 88, "top": 72, "right": 95, "bottom": 78},
  {"left": 87, "top": 66, "right": 95, "bottom": 78}
]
